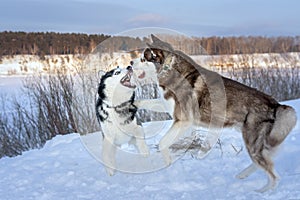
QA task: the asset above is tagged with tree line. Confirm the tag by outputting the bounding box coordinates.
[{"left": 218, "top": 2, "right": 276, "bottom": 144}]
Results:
[
  {"left": 194, "top": 36, "right": 300, "bottom": 55},
  {"left": 0, "top": 31, "right": 299, "bottom": 56},
  {"left": 0, "top": 31, "right": 109, "bottom": 56}
]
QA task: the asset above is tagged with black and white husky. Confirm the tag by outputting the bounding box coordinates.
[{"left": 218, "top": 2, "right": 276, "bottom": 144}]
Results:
[{"left": 96, "top": 66, "right": 149, "bottom": 176}]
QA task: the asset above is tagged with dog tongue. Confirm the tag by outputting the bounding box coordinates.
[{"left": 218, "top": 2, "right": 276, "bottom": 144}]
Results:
[
  {"left": 121, "top": 72, "right": 136, "bottom": 88},
  {"left": 138, "top": 71, "right": 145, "bottom": 79}
]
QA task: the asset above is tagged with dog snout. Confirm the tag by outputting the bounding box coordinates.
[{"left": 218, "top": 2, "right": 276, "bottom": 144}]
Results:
[{"left": 126, "top": 65, "right": 133, "bottom": 72}]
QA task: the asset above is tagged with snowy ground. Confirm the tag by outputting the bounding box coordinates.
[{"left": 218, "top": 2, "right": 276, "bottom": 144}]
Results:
[{"left": 0, "top": 98, "right": 299, "bottom": 200}]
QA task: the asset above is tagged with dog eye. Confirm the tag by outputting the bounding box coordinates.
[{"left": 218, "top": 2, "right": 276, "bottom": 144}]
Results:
[{"left": 114, "top": 71, "right": 121, "bottom": 75}]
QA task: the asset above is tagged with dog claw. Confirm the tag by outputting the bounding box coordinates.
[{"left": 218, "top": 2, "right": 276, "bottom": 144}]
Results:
[{"left": 106, "top": 168, "right": 115, "bottom": 176}]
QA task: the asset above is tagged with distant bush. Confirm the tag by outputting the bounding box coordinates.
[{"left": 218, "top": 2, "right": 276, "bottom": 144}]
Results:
[
  {"left": 217, "top": 55, "right": 300, "bottom": 101},
  {"left": 0, "top": 95, "right": 44, "bottom": 158},
  {"left": 0, "top": 67, "right": 101, "bottom": 158}
]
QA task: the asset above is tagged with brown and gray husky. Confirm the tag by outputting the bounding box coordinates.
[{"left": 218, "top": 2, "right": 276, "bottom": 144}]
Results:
[{"left": 131, "top": 35, "right": 297, "bottom": 192}]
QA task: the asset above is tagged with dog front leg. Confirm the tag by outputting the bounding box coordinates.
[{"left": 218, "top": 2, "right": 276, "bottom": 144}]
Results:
[
  {"left": 132, "top": 126, "right": 150, "bottom": 157},
  {"left": 159, "top": 121, "right": 191, "bottom": 166}
]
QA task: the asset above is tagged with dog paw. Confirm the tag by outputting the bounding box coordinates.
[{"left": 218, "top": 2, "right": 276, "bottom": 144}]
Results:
[
  {"left": 160, "top": 149, "right": 172, "bottom": 166},
  {"left": 196, "top": 142, "right": 212, "bottom": 159},
  {"left": 255, "top": 186, "right": 272, "bottom": 193},
  {"left": 141, "top": 149, "right": 150, "bottom": 157},
  {"left": 165, "top": 158, "right": 172, "bottom": 166},
  {"left": 106, "top": 168, "right": 115, "bottom": 176},
  {"left": 236, "top": 173, "right": 247, "bottom": 179},
  {"left": 255, "top": 179, "right": 278, "bottom": 193},
  {"left": 236, "top": 170, "right": 254, "bottom": 179}
]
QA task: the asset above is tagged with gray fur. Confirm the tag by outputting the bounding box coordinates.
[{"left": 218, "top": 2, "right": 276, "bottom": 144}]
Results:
[{"left": 136, "top": 34, "right": 297, "bottom": 192}]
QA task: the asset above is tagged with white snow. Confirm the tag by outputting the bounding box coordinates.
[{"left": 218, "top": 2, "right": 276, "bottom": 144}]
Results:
[{"left": 0, "top": 99, "right": 299, "bottom": 199}]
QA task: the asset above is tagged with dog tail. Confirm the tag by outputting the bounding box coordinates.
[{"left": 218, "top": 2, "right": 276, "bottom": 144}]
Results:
[{"left": 269, "top": 105, "right": 297, "bottom": 147}]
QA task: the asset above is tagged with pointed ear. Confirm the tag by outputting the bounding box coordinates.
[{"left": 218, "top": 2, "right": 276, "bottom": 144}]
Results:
[
  {"left": 151, "top": 34, "right": 163, "bottom": 44},
  {"left": 148, "top": 34, "right": 174, "bottom": 51},
  {"left": 98, "top": 70, "right": 106, "bottom": 79}
]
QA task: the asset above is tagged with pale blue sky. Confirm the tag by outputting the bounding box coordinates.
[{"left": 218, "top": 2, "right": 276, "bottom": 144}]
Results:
[{"left": 1, "top": 0, "right": 300, "bottom": 36}]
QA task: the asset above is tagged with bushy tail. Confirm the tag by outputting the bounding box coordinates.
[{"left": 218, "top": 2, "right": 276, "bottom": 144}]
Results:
[{"left": 269, "top": 105, "right": 297, "bottom": 146}]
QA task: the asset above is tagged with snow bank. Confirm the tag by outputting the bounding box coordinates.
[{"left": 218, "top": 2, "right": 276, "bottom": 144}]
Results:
[
  {"left": 191, "top": 52, "right": 300, "bottom": 71},
  {"left": 0, "top": 99, "right": 299, "bottom": 199},
  {"left": 0, "top": 53, "right": 133, "bottom": 76}
]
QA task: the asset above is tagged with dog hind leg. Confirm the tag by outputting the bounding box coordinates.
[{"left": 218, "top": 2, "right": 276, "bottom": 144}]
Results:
[
  {"left": 251, "top": 105, "right": 296, "bottom": 192},
  {"left": 253, "top": 149, "right": 279, "bottom": 193},
  {"left": 242, "top": 117, "right": 279, "bottom": 192},
  {"left": 102, "top": 137, "right": 117, "bottom": 176}
]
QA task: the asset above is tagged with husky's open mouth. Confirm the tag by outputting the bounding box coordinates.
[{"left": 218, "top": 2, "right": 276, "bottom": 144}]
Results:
[
  {"left": 120, "top": 70, "right": 136, "bottom": 89},
  {"left": 138, "top": 71, "right": 145, "bottom": 79}
]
